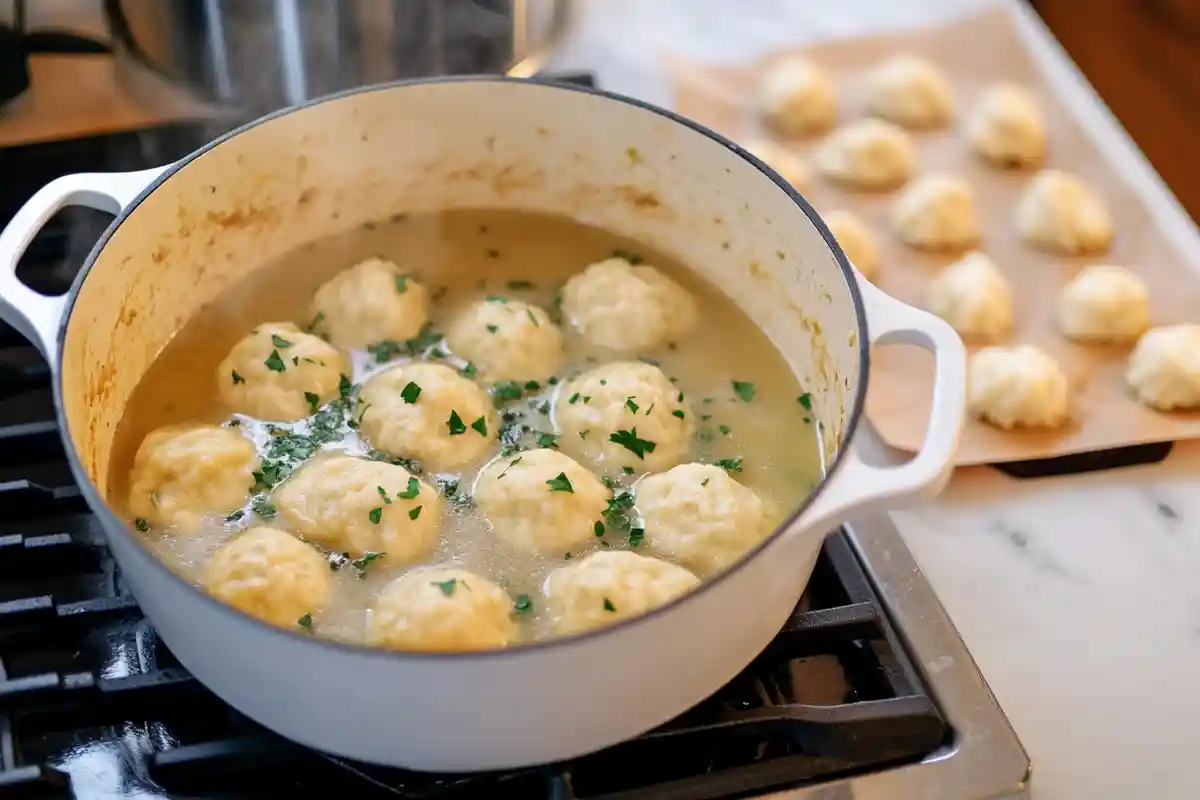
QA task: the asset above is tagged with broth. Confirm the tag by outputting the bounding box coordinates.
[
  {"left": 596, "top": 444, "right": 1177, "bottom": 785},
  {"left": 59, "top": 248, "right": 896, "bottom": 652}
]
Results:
[{"left": 109, "top": 209, "right": 822, "bottom": 645}]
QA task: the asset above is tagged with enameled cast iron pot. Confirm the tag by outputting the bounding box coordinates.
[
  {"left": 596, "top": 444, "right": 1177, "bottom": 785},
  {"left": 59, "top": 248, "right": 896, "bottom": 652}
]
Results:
[{"left": 0, "top": 77, "right": 966, "bottom": 772}]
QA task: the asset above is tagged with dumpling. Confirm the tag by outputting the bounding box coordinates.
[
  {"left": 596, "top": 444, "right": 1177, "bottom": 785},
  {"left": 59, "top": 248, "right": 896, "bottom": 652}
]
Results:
[
  {"left": 274, "top": 456, "right": 442, "bottom": 562},
  {"left": 543, "top": 551, "right": 700, "bottom": 635},
  {"left": 128, "top": 423, "right": 258, "bottom": 532},
  {"left": 555, "top": 361, "right": 694, "bottom": 474},
  {"left": 217, "top": 322, "right": 349, "bottom": 421},
  {"left": 969, "top": 345, "right": 1069, "bottom": 429},
  {"left": 891, "top": 174, "right": 981, "bottom": 252},
  {"left": 816, "top": 119, "right": 916, "bottom": 191},
  {"left": 743, "top": 140, "right": 811, "bottom": 190},
  {"left": 1126, "top": 324, "right": 1200, "bottom": 411},
  {"left": 366, "top": 566, "right": 515, "bottom": 652},
  {"left": 864, "top": 54, "right": 954, "bottom": 129},
  {"left": 823, "top": 209, "right": 881, "bottom": 281},
  {"left": 966, "top": 83, "right": 1046, "bottom": 168},
  {"left": 474, "top": 448, "right": 609, "bottom": 555},
  {"left": 756, "top": 55, "right": 838, "bottom": 138},
  {"left": 1058, "top": 265, "right": 1150, "bottom": 344},
  {"left": 926, "top": 251, "right": 1013, "bottom": 340},
  {"left": 358, "top": 363, "right": 494, "bottom": 470},
  {"left": 308, "top": 257, "right": 430, "bottom": 349},
  {"left": 1015, "top": 170, "right": 1113, "bottom": 255},
  {"left": 200, "top": 527, "right": 332, "bottom": 630},
  {"left": 560, "top": 258, "right": 698, "bottom": 352},
  {"left": 637, "top": 463, "right": 779, "bottom": 576},
  {"left": 445, "top": 297, "right": 563, "bottom": 383}
]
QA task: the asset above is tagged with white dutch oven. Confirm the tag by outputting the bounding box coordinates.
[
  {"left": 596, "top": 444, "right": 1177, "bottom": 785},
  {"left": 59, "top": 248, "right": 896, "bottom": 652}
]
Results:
[{"left": 0, "top": 78, "right": 965, "bottom": 772}]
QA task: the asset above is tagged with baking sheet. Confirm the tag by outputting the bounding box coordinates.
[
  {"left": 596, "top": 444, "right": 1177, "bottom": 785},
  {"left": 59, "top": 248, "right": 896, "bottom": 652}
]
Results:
[{"left": 663, "top": 4, "right": 1200, "bottom": 466}]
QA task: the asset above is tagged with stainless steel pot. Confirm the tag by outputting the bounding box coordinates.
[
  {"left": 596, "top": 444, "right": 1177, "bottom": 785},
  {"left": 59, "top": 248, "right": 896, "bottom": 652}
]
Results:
[
  {"left": 104, "top": 0, "right": 571, "bottom": 113},
  {"left": 0, "top": 76, "right": 965, "bottom": 771}
]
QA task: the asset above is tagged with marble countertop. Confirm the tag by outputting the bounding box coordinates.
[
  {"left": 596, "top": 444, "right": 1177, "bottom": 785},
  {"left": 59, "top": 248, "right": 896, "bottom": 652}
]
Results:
[{"left": 549, "top": 1, "right": 1200, "bottom": 798}]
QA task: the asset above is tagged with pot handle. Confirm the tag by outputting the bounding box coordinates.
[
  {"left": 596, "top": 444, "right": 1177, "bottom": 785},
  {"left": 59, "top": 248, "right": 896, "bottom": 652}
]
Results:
[
  {"left": 801, "top": 276, "right": 967, "bottom": 534},
  {"left": 0, "top": 166, "right": 167, "bottom": 367}
]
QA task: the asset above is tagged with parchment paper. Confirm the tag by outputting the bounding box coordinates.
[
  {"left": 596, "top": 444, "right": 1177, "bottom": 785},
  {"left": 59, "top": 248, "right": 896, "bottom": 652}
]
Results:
[{"left": 663, "top": 4, "right": 1200, "bottom": 466}]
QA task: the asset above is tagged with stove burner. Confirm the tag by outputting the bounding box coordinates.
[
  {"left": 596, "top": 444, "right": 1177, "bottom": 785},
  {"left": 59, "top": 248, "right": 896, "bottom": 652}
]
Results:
[{"left": 0, "top": 74, "right": 959, "bottom": 800}]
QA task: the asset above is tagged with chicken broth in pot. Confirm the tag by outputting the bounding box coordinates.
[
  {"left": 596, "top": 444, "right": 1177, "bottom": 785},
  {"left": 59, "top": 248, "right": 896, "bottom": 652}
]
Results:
[{"left": 109, "top": 208, "right": 822, "bottom": 650}]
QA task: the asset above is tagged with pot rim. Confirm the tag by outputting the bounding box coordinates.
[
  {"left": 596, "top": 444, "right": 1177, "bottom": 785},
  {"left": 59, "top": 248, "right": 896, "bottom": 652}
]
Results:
[{"left": 55, "top": 75, "right": 871, "bottom": 662}]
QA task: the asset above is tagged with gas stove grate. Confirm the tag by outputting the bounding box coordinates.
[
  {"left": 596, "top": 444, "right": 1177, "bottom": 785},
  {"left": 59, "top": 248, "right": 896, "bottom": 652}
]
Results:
[{"left": 0, "top": 76, "right": 948, "bottom": 799}]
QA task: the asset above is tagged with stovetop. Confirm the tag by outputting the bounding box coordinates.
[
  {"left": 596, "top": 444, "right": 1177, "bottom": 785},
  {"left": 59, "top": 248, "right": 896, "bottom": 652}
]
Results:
[{"left": 0, "top": 79, "right": 1029, "bottom": 800}]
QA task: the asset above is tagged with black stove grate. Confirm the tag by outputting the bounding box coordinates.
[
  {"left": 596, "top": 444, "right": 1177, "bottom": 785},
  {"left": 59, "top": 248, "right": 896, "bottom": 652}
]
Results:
[{"left": 0, "top": 95, "right": 948, "bottom": 800}]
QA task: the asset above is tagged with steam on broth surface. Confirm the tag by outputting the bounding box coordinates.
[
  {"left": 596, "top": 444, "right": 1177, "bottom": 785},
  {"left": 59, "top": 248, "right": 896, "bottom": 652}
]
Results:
[{"left": 109, "top": 209, "right": 822, "bottom": 649}]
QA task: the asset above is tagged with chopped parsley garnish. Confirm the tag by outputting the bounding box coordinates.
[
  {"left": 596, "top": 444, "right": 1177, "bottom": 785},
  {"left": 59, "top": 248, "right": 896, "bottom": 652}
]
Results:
[
  {"left": 536, "top": 401, "right": 551, "bottom": 415},
  {"left": 732, "top": 381, "right": 756, "bottom": 402},
  {"left": 622, "top": 466, "right": 634, "bottom": 475},
  {"left": 612, "top": 248, "right": 643, "bottom": 265},
  {"left": 339, "top": 374, "right": 355, "bottom": 398},
  {"left": 524, "top": 380, "right": 540, "bottom": 392},
  {"left": 603, "top": 489, "right": 636, "bottom": 536},
  {"left": 546, "top": 472, "right": 574, "bottom": 493},
  {"left": 701, "top": 477, "right": 710, "bottom": 487},
  {"left": 377, "top": 486, "right": 392, "bottom": 504},
  {"left": 514, "top": 594, "right": 533, "bottom": 614},
  {"left": 409, "top": 505, "right": 423, "bottom": 520},
  {"left": 401, "top": 381, "right": 422, "bottom": 404},
  {"left": 797, "top": 392, "right": 813, "bottom": 410},
  {"left": 537, "top": 432, "right": 559, "bottom": 449},
  {"left": 471, "top": 416, "right": 489, "bottom": 436},
  {"left": 719, "top": 424, "right": 731, "bottom": 435},
  {"left": 351, "top": 551, "right": 385, "bottom": 571},
  {"left": 304, "top": 392, "right": 321, "bottom": 414},
  {"left": 297, "top": 614, "right": 313, "bottom": 629},
  {"left": 397, "top": 477, "right": 421, "bottom": 499},
  {"left": 497, "top": 456, "right": 523, "bottom": 479},
  {"left": 568, "top": 392, "right": 581, "bottom": 404},
  {"left": 492, "top": 381, "right": 524, "bottom": 403},
  {"left": 264, "top": 350, "right": 287, "bottom": 372},
  {"left": 486, "top": 324, "right": 499, "bottom": 333},
  {"left": 433, "top": 578, "right": 458, "bottom": 596},
  {"left": 252, "top": 497, "right": 276, "bottom": 518},
  {"left": 672, "top": 409, "right": 685, "bottom": 419},
  {"left": 507, "top": 280, "right": 536, "bottom": 290},
  {"left": 609, "top": 428, "right": 656, "bottom": 460},
  {"left": 625, "top": 396, "right": 640, "bottom": 413},
  {"left": 461, "top": 361, "right": 477, "bottom": 378},
  {"left": 366, "top": 325, "right": 445, "bottom": 363},
  {"left": 447, "top": 410, "right": 467, "bottom": 435},
  {"left": 526, "top": 309, "right": 539, "bottom": 327},
  {"left": 368, "top": 507, "right": 383, "bottom": 524},
  {"left": 307, "top": 311, "right": 325, "bottom": 332},
  {"left": 594, "top": 521, "right": 605, "bottom": 537},
  {"left": 486, "top": 295, "right": 508, "bottom": 303},
  {"left": 628, "top": 527, "right": 645, "bottom": 547},
  {"left": 676, "top": 391, "right": 684, "bottom": 402},
  {"left": 271, "top": 334, "right": 293, "bottom": 348},
  {"left": 715, "top": 456, "right": 744, "bottom": 473},
  {"left": 603, "top": 597, "right": 617, "bottom": 612},
  {"left": 134, "top": 518, "right": 149, "bottom": 532},
  {"left": 395, "top": 275, "right": 409, "bottom": 293},
  {"left": 231, "top": 370, "right": 245, "bottom": 385},
  {"left": 226, "top": 509, "right": 245, "bottom": 522}
]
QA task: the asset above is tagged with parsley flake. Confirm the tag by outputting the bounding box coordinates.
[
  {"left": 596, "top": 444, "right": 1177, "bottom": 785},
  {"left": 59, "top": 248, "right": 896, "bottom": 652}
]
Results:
[
  {"left": 271, "top": 334, "right": 293, "bottom": 348},
  {"left": 304, "top": 392, "right": 321, "bottom": 414},
  {"left": 447, "top": 410, "right": 467, "bottom": 435},
  {"left": 297, "top": 614, "right": 313, "bottom": 629},
  {"left": 433, "top": 578, "right": 458, "bottom": 596},
  {"left": 625, "top": 397, "right": 640, "bottom": 413},
  {"left": 231, "top": 370, "right": 245, "bottom": 385},
  {"left": 537, "top": 432, "right": 559, "bottom": 449},
  {"left": 514, "top": 594, "right": 533, "bottom": 613},
  {"left": 401, "top": 381, "right": 422, "bottom": 404},
  {"left": 732, "top": 381, "right": 756, "bottom": 402},
  {"left": 672, "top": 409, "right": 685, "bottom": 419},
  {"left": 594, "top": 521, "right": 605, "bottom": 537},
  {"left": 134, "top": 518, "right": 149, "bottom": 532},
  {"left": 351, "top": 551, "right": 385, "bottom": 571},
  {"left": 368, "top": 507, "right": 383, "bottom": 524},
  {"left": 395, "top": 275, "right": 409, "bottom": 294},
  {"left": 397, "top": 478, "right": 420, "bottom": 499},
  {"left": 486, "top": 324, "right": 499, "bottom": 333},
  {"left": 603, "top": 597, "right": 617, "bottom": 612},
  {"left": 628, "top": 527, "right": 645, "bottom": 547},
  {"left": 798, "top": 392, "right": 813, "bottom": 410},
  {"left": 377, "top": 486, "right": 392, "bottom": 504},
  {"left": 715, "top": 456, "right": 744, "bottom": 473},
  {"left": 546, "top": 472, "right": 574, "bottom": 493},
  {"left": 461, "top": 362, "right": 477, "bottom": 378},
  {"left": 471, "top": 416, "right": 488, "bottom": 436},
  {"left": 507, "top": 280, "right": 536, "bottom": 290},
  {"left": 609, "top": 428, "right": 657, "bottom": 460},
  {"left": 264, "top": 350, "right": 287, "bottom": 372},
  {"left": 409, "top": 505, "right": 423, "bottom": 520}
]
